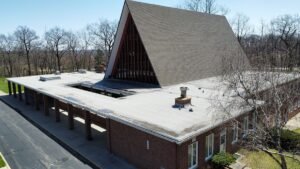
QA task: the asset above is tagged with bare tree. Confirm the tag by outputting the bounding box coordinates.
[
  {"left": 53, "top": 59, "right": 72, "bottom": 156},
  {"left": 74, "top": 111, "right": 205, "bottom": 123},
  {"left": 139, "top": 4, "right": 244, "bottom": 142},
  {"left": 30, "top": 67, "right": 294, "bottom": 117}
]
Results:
[
  {"left": 66, "top": 31, "right": 80, "bottom": 71},
  {"left": 88, "top": 20, "right": 117, "bottom": 62},
  {"left": 271, "top": 15, "right": 300, "bottom": 70},
  {"left": 78, "top": 29, "right": 94, "bottom": 70},
  {"left": 0, "top": 34, "right": 16, "bottom": 76},
  {"left": 181, "top": 0, "right": 229, "bottom": 15},
  {"left": 45, "top": 27, "right": 68, "bottom": 72},
  {"left": 231, "top": 13, "right": 251, "bottom": 44},
  {"left": 214, "top": 54, "right": 300, "bottom": 169},
  {"left": 14, "top": 26, "right": 39, "bottom": 75}
]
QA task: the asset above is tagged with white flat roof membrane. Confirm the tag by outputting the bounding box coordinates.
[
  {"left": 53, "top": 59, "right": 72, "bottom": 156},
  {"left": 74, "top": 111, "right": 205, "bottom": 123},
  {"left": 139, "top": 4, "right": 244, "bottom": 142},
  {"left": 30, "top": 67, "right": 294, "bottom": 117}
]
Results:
[{"left": 8, "top": 71, "right": 299, "bottom": 144}]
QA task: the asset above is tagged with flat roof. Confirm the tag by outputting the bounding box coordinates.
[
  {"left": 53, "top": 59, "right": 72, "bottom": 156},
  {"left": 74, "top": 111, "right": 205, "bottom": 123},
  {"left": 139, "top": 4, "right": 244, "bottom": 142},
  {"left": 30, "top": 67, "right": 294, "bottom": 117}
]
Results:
[{"left": 7, "top": 71, "right": 299, "bottom": 144}]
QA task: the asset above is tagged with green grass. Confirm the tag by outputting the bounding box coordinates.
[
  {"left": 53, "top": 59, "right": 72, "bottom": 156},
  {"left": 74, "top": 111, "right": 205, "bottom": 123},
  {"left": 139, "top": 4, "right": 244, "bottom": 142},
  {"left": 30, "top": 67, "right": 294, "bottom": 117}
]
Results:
[
  {"left": 0, "top": 154, "right": 6, "bottom": 168},
  {"left": 294, "top": 128, "right": 300, "bottom": 134},
  {"left": 0, "top": 77, "right": 9, "bottom": 94},
  {"left": 239, "top": 149, "right": 300, "bottom": 169}
]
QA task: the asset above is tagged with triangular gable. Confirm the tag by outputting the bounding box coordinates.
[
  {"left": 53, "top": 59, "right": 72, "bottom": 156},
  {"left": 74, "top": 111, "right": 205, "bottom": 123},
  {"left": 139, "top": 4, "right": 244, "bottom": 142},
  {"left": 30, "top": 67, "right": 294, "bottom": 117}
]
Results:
[
  {"left": 106, "top": 0, "right": 250, "bottom": 86},
  {"left": 110, "top": 14, "right": 159, "bottom": 85}
]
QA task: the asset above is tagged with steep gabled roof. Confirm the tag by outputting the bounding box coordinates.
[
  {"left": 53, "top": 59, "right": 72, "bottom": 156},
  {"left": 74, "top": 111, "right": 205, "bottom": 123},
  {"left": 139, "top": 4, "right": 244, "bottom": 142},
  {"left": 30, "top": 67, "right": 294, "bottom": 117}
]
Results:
[{"left": 106, "top": 0, "right": 250, "bottom": 86}]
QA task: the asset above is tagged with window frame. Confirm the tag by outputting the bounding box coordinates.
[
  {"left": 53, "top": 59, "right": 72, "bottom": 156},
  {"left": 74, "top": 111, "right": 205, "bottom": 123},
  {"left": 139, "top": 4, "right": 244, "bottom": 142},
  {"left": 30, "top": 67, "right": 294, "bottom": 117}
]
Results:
[
  {"left": 188, "top": 141, "right": 198, "bottom": 169},
  {"left": 220, "top": 128, "right": 227, "bottom": 152},
  {"left": 232, "top": 122, "right": 239, "bottom": 144},
  {"left": 252, "top": 112, "right": 257, "bottom": 130},
  {"left": 243, "top": 116, "right": 249, "bottom": 137},
  {"left": 205, "top": 133, "right": 214, "bottom": 161}
]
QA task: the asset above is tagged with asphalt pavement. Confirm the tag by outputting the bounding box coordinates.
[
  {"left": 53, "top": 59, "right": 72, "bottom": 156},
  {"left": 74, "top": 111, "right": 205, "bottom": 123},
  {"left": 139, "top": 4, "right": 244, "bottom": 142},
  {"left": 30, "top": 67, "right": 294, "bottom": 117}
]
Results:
[{"left": 0, "top": 101, "right": 92, "bottom": 169}]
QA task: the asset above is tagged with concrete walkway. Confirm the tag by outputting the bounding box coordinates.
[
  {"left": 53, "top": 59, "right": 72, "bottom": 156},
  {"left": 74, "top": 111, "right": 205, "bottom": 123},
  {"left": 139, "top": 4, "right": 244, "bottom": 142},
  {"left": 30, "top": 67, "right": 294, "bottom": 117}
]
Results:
[
  {"left": 285, "top": 112, "right": 300, "bottom": 130},
  {"left": 230, "top": 153, "right": 251, "bottom": 169},
  {"left": 0, "top": 94, "right": 136, "bottom": 169}
]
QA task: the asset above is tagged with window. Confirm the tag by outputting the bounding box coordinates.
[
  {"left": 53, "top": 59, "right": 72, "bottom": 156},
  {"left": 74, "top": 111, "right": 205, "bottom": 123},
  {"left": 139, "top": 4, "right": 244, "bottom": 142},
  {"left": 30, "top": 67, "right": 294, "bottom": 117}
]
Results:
[
  {"left": 205, "top": 133, "right": 214, "bottom": 160},
  {"left": 252, "top": 112, "right": 257, "bottom": 130},
  {"left": 146, "top": 140, "right": 150, "bottom": 150},
  {"left": 220, "top": 128, "right": 226, "bottom": 152},
  {"left": 232, "top": 122, "right": 238, "bottom": 143},
  {"left": 243, "top": 116, "right": 249, "bottom": 137},
  {"left": 188, "top": 142, "right": 198, "bottom": 169}
]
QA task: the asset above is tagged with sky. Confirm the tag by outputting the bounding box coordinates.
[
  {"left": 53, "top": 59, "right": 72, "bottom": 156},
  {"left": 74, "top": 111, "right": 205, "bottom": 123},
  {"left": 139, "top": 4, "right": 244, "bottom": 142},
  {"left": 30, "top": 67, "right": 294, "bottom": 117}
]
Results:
[{"left": 0, "top": 0, "right": 299, "bottom": 37}]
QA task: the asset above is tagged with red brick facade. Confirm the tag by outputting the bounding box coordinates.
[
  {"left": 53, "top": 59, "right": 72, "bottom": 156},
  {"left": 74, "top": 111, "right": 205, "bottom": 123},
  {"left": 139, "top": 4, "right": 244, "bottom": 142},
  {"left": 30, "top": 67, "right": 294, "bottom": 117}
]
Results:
[
  {"left": 110, "top": 120, "right": 177, "bottom": 169},
  {"left": 109, "top": 112, "right": 252, "bottom": 169}
]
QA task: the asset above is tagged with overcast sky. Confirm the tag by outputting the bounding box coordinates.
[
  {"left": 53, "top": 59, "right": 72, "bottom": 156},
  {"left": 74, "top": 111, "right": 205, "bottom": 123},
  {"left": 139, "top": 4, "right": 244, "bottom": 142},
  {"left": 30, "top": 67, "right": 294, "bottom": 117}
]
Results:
[{"left": 0, "top": 0, "right": 299, "bottom": 36}]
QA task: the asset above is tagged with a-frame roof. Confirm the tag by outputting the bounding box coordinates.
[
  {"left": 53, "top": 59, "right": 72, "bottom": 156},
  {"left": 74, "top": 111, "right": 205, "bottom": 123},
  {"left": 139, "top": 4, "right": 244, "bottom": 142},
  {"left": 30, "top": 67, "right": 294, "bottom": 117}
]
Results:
[{"left": 106, "top": 0, "right": 250, "bottom": 86}]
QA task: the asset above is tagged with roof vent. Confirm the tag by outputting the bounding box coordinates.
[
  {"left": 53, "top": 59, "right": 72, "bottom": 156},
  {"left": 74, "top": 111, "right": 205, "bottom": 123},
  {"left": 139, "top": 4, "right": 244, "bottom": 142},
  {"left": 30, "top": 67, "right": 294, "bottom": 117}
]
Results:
[
  {"left": 78, "top": 69, "right": 87, "bottom": 73},
  {"left": 40, "top": 76, "right": 61, "bottom": 81},
  {"left": 175, "top": 87, "right": 191, "bottom": 105},
  {"left": 54, "top": 70, "right": 60, "bottom": 75}
]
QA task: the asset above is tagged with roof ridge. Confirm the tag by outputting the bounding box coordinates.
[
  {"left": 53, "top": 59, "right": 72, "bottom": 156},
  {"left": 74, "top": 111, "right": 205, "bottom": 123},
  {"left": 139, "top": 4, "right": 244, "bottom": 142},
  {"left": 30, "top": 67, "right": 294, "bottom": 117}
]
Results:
[{"left": 126, "top": 0, "right": 225, "bottom": 18}]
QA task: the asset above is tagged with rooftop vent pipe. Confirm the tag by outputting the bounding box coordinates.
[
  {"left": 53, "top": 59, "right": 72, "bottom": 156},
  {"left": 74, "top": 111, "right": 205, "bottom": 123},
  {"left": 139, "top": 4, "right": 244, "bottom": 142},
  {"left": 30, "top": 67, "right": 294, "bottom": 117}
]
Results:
[
  {"left": 180, "top": 87, "right": 188, "bottom": 98},
  {"left": 175, "top": 86, "right": 191, "bottom": 106}
]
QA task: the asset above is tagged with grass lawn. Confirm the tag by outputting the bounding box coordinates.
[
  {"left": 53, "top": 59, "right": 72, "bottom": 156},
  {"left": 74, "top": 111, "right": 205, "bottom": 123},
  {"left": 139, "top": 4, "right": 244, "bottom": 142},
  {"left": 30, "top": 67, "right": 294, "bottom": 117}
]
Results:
[
  {"left": 239, "top": 149, "right": 300, "bottom": 169},
  {"left": 0, "top": 154, "right": 6, "bottom": 168},
  {"left": 294, "top": 128, "right": 300, "bottom": 134},
  {"left": 0, "top": 77, "right": 9, "bottom": 94}
]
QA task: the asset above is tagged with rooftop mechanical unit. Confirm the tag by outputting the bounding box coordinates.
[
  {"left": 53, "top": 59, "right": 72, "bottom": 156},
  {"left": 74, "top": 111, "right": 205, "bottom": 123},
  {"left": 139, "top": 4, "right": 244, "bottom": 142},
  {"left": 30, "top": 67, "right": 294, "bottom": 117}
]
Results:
[{"left": 39, "top": 76, "right": 61, "bottom": 82}]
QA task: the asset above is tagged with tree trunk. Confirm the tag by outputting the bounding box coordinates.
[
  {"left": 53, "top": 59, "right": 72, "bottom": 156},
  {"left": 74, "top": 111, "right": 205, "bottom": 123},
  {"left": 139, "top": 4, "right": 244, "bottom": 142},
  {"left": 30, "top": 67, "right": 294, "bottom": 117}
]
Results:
[
  {"left": 279, "top": 150, "right": 287, "bottom": 169},
  {"left": 26, "top": 51, "right": 31, "bottom": 75}
]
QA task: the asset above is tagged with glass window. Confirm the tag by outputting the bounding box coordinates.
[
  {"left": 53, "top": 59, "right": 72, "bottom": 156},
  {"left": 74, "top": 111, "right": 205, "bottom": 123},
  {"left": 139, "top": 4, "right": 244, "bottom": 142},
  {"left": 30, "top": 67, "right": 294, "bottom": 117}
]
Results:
[
  {"left": 188, "top": 142, "right": 198, "bottom": 169},
  {"left": 205, "top": 133, "right": 214, "bottom": 160},
  {"left": 252, "top": 112, "right": 257, "bottom": 129},
  {"left": 243, "top": 116, "right": 249, "bottom": 137},
  {"left": 232, "top": 122, "right": 238, "bottom": 143},
  {"left": 220, "top": 129, "right": 226, "bottom": 152}
]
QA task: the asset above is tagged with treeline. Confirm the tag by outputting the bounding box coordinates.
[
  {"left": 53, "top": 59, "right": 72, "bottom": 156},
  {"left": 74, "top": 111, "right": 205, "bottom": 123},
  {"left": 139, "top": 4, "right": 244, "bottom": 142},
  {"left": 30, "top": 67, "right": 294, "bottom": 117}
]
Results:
[
  {"left": 0, "top": 20, "right": 116, "bottom": 77},
  {"left": 235, "top": 14, "right": 300, "bottom": 70},
  {"left": 1, "top": 0, "right": 299, "bottom": 77},
  {"left": 182, "top": 0, "right": 300, "bottom": 70}
]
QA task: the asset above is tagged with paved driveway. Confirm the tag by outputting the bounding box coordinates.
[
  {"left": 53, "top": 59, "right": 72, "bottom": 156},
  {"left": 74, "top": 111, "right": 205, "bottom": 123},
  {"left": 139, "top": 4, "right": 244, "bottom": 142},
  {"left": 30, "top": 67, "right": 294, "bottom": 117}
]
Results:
[{"left": 0, "top": 101, "right": 92, "bottom": 169}]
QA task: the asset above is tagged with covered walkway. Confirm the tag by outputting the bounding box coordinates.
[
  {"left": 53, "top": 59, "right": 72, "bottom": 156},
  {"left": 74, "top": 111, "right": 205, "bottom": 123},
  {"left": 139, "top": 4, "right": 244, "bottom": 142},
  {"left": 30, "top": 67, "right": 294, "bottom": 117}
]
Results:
[{"left": 1, "top": 83, "right": 135, "bottom": 169}]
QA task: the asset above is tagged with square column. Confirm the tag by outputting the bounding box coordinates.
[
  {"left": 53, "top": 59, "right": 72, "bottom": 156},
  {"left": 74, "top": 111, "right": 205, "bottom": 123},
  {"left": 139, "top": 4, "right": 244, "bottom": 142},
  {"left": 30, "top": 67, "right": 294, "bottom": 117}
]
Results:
[
  {"left": 17, "top": 84, "right": 22, "bottom": 101},
  {"left": 24, "top": 88, "right": 29, "bottom": 105},
  {"left": 7, "top": 81, "right": 12, "bottom": 95},
  {"left": 34, "top": 92, "right": 40, "bottom": 110},
  {"left": 12, "top": 83, "right": 17, "bottom": 98},
  {"left": 68, "top": 104, "right": 74, "bottom": 130},
  {"left": 106, "top": 118, "right": 111, "bottom": 152},
  {"left": 43, "top": 95, "right": 49, "bottom": 116},
  {"left": 85, "top": 110, "right": 92, "bottom": 140},
  {"left": 54, "top": 99, "right": 60, "bottom": 122}
]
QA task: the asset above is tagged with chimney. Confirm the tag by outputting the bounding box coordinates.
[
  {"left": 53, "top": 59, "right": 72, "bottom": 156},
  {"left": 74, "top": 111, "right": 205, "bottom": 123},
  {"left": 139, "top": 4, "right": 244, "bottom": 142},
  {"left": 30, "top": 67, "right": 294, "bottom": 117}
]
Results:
[{"left": 175, "top": 87, "right": 191, "bottom": 105}]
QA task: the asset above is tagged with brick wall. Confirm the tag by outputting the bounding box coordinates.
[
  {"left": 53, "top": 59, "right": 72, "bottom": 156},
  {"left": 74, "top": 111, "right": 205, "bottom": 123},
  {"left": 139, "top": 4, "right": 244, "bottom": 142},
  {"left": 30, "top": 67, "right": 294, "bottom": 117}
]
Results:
[
  {"left": 109, "top": 111, "right": 252, "bottom": 169},
  {"left": 177, "top": 112, "right": 251, "bottom": 169},
  {"left": 110, "top": 120, "right": 177, "bottom": 169}
]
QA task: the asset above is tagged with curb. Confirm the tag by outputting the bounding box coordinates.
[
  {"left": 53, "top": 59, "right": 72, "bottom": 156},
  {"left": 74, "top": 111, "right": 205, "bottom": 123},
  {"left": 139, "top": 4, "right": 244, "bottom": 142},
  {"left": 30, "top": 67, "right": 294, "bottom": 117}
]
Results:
[{"left": 0, "top": 97, "right": 102, "bottom": 169}]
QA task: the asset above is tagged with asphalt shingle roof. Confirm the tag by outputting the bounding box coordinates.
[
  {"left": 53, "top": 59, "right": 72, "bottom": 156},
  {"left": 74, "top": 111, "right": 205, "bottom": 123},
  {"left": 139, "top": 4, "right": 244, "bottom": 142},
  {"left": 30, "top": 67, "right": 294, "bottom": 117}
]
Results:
[{"left": 118, "top": 0, "right": 250, "bottom": 86}]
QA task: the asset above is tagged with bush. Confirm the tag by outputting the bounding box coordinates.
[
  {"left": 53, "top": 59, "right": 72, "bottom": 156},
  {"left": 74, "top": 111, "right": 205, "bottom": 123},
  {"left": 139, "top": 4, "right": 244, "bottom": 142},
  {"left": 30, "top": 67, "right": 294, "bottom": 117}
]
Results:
[
  {"left": 212, "top": 152, "right": 236, "bottom": 169},
  {"left": 280, "top": 129, "right": 300, "bottom": 150}
]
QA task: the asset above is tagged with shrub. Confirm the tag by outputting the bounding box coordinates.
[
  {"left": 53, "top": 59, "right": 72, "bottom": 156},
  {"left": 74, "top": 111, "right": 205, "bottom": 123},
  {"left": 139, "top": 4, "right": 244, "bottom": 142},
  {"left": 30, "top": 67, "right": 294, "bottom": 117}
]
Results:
[
  {"left": 212, "top": 152, "right": 236, "bottom": 169},
  {"left": 280, "top": 129, "right": 300, "bottom": 150}
]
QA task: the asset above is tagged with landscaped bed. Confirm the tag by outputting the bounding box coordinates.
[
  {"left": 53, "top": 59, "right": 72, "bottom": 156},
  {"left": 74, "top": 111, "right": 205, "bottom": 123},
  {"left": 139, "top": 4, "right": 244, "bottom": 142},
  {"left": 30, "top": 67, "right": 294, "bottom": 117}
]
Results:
[
  {"left": 0, "top": 154, "right": 6, "bottom": 168},
  {"left": 238, "top": 149, "right": 300, "bottom": 169},
  {"left": 0, "top": 77, "right": 9, "bottom": 94}
]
